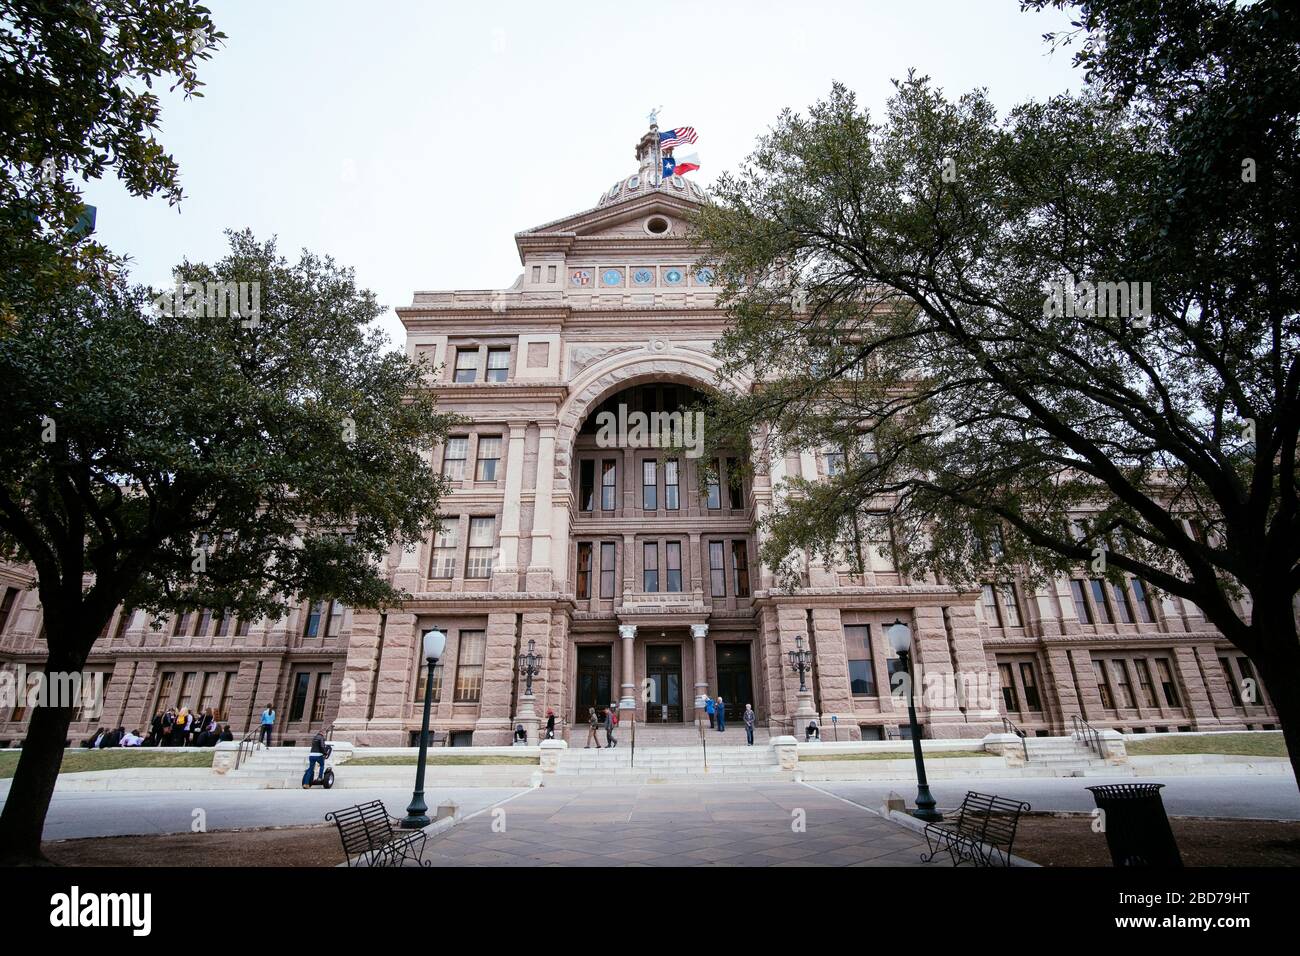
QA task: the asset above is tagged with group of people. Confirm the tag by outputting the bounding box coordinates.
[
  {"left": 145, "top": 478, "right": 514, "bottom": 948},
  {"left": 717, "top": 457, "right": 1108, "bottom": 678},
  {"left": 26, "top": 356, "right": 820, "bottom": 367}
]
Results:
[
  {"left": 705, "top": 697, "right": 759, "bottom": 745},
  {"left": 81, "top": 708, "right": 234, "bottom": 749},
  {"left": 584, "top": 702, "right": 620, "bottom": 748}
]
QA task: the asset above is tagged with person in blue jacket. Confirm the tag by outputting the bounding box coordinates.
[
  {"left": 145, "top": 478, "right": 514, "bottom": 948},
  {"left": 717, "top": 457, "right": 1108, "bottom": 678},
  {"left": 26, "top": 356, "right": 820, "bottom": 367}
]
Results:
[{"left": 705, "top": 695, "right": 715, "bottom": 729}]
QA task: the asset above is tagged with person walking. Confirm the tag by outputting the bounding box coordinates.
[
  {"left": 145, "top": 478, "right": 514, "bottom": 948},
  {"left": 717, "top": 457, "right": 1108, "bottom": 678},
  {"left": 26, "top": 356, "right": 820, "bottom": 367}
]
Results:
[
  {"left": 743, "top": 703, "right": 755, "bottom": 745},
  {"left": 715, "top": 696, "right": 726, "bottom": 732},
  {"left": 545, "top": 709, "right": 556, "bottom": 740},
  {"left": 258, "top": 704, "right": 275, "bottom": 748},
  {"left": 604, "top": 701, "right": 618, "bottom": 748},
  {"left": 705, "top": 695, "right": 715, "bottom": 729},
  {"left": 585, "top": 707, "right": 602, "bottom": 748}
]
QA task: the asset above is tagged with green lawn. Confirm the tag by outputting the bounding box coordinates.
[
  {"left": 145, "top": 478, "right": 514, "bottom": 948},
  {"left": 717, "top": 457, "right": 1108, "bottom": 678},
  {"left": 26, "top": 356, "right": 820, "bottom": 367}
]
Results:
[
  {"left": 801, "top": 750, "right": 985, "bottom": 762},
  {"left": 0, "top": 749, "right": 212, "bottom": 779},
  {"left": 1125, "top": 732, "right": 1288, "bottom": 758},
  {"left": 347, "top": 754, "right": 539, "bottom": 767}
]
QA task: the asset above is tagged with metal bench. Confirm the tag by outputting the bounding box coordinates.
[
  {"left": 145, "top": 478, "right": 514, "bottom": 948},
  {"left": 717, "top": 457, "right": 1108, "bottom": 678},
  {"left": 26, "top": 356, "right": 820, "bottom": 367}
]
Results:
[
  {"left": 921, "top": 791, "right": 1030, "bottom": 867},
  {"left": 325, "top": 799, "right": 430, "bottom": 867}
]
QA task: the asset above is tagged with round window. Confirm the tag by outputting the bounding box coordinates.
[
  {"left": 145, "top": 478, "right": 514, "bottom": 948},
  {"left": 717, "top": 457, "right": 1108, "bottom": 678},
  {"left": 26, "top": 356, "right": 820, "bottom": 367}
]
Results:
[{"left": 646, "top": 216, "right": 670, "bottom": 235}]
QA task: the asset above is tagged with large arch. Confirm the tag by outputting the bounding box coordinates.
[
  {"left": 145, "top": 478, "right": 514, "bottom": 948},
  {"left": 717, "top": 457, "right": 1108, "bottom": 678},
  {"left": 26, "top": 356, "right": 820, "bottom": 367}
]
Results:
[{"left": 553, "top": 349, "right": 752, "bottom": 488}]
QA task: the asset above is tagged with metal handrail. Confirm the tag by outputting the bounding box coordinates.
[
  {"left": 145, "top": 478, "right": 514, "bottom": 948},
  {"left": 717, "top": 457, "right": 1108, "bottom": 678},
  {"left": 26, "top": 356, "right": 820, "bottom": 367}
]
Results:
[
  {"left": 1001, "top": 717, "right": 1029, "bottom": 762},
  {"left": 1070, "top": 714, "right": 1104, "bottom": 758},
  {"left": 629, "top": 713, "right": 636, "bottom": 769},
  {"left": 698, "top": 717, "right": 708, "bottom": 772},
  {"left": 234, "top": 725, "right": 262, "bottom": 770}
]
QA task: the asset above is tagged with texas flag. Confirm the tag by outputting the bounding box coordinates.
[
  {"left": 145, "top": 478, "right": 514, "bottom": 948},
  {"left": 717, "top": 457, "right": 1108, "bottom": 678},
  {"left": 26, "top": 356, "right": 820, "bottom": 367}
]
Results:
[{"left": 662, "top": 152, "right": 701, "bottom": 177}]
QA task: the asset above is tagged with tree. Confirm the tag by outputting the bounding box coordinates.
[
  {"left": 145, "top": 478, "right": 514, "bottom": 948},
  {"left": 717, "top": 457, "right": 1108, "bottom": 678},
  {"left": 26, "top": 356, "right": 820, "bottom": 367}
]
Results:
[
  {"left": 0, "top": 0, "right": 222, "bottom": 315},
  {"left": 694, "top": 0, "right": 1300, "bottom": 781},
  {"left": 0, "top": 230, "right": 455, "bottom": 863}
]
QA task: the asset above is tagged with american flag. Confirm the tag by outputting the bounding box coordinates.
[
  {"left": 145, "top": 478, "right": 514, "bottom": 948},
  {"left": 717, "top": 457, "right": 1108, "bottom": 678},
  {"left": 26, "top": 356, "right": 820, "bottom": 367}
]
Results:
[{"left": 659, "top": 126, "right": 698, "bottom": 150}]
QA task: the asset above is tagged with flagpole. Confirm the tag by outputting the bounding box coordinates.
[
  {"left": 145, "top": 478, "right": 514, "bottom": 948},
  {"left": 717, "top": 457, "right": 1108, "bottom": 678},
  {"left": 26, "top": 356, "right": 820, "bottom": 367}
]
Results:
[{"left": 649, "top": 106, "right": 661, "bottom": 187}]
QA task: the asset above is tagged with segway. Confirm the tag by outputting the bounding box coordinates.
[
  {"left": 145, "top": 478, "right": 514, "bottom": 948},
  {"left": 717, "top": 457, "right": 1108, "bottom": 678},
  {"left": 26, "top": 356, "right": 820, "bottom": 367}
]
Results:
[{"left": 301, "top": 743, "right": 335, "bottom": 789}]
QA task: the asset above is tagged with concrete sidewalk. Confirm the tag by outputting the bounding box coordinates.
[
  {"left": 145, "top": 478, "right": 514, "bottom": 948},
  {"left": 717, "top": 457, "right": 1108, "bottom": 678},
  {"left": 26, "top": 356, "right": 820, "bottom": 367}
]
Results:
[{"left": 1, "top": 785, "right": 525, "bottom": 841}]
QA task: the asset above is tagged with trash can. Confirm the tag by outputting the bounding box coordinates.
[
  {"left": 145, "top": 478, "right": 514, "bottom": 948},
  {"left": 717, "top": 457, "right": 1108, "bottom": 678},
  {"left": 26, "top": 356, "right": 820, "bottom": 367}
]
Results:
[{"left": 1086, "top": 783, "right": 1183, "bottom": 867}]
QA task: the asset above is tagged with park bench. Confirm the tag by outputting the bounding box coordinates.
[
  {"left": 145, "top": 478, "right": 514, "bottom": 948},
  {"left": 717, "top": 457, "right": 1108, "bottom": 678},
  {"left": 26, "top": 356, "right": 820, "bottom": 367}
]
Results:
[
  {"left": 920, "top": 790, "right": 1030, "bottom": 867},
  {"left": 325, "top": 799, "right": 430, "bottom": 867}
]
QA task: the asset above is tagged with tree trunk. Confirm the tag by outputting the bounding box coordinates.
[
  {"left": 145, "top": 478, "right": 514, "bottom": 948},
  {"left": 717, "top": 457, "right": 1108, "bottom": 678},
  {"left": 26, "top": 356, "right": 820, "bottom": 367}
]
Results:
[
  {"left": 1250, "top": 593, "right": 1300, "bottom": 795},
  {"left": 0, "top": 702, "right": 74, "bottom": 864}
]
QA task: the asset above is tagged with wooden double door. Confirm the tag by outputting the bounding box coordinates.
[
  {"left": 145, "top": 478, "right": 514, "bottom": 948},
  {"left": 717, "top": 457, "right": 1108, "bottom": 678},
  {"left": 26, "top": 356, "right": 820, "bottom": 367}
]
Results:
[{"left": 715, "top": 642, "right": 754, "bottom": 722}]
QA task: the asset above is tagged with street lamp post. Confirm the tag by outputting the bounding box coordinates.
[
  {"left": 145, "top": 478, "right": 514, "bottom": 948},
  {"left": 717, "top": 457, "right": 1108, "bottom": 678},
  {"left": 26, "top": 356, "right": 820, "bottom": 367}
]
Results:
[
  {"left": 787, "top": 636, "right": 812, "bottom": 692},
  {"left": 402, "top": 627, "right": 446, "bottom": 830},
  {"left": 886, "top": 618, "right": 941, "bottom": 822},
  {"left": 518, "top": 638, "right": 540, "bottom": 695}
]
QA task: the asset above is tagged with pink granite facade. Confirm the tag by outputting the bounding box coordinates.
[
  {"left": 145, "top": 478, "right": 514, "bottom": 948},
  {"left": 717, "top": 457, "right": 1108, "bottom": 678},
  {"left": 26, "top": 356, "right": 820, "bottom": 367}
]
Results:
[{"left": 0, "top": 129, "right": 1278, "bottom": 749}]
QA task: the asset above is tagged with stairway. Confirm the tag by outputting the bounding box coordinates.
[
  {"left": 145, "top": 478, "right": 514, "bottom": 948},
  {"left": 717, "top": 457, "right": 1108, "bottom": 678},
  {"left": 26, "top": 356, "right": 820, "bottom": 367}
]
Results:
[
  {"left": 1020, "top": 735, "right": 1132, "bottom": 776},
  {"left": 565, "top": 723, "right": 772, "bottom": 749},
  {"left": 224, "top": 746, "right": 315, "bottom": 786},
  {"left": 552, "top": 740, "right": 787, "bottom": 785}
]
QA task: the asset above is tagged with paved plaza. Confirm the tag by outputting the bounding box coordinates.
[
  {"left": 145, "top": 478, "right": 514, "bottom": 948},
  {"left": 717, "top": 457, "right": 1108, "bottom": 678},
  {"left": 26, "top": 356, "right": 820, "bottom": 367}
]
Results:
[{"left": 415, "top": 782, "right": 948, "bottom": 867}]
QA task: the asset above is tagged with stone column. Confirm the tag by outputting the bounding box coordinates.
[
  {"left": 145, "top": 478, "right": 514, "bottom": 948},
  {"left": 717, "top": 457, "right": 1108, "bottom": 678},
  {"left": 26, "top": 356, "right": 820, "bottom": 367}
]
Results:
[
  {"left": 691, "top": 622, "right": 709, "bottom": 721},
  {"left": 495, "top": 423, "right": 527, "bottom": 590},
  {"left": 526, "top": 424, "right": 556, "bottom": 591},
  {"left": 618, "top": 623, "right": 637, "bottom": 712}
]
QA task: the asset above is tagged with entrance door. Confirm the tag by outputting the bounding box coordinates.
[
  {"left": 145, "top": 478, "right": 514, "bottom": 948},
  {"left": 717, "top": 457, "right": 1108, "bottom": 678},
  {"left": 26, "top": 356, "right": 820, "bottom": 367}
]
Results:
[
  {"left": 575, "top": 645, "right": 612, "bottom": 722},
  {"left": 716, "top": 642, "right": 753, "bottom": 723},
  {"left": 645, "top": 645, "right": 683, "bottom": 722}
]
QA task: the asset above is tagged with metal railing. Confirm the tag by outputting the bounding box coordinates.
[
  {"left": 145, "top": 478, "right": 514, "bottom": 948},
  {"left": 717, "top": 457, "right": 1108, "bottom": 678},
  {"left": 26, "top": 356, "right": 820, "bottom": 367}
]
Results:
[
  {"left": 234, "top": 725, "right": 262, "bottom": 770},
  {"left": 1070, "top": 714, "right": 1104, "bottom": 758},
  {"left": 1001, "top": 717, "right": 1029, "bottom": 762},
  {"left": 698, "top": 718, "right": 709, "bottom": 772},
  {"left": 629, "top": 714, "right": 636, "bottom": 769}
]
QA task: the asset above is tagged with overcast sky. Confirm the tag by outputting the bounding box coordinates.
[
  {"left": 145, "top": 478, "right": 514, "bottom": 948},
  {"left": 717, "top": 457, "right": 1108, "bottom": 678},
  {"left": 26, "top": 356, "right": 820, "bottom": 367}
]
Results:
[{"left": 83, "top": 0, "right": 1082, "bottom": 346}]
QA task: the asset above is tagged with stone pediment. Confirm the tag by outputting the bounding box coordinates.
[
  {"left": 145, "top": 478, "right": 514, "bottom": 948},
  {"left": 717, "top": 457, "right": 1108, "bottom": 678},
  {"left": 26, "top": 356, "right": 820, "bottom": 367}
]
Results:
[{"left": 515, "top": 188, "right": 704, "bottom": 256}]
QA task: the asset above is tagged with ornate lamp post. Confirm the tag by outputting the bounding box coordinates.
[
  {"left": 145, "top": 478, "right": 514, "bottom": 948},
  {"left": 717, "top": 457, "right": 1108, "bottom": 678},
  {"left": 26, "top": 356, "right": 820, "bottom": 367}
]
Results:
[
  {"left": 787, "top": 635, "right": 819, "bottom": 739},
  {"left": 401, "top": 627, "right": 446, "bottom": 830},
  {"left": 517, "top": 639, "right": 541, "bottom": 695},
  {"left": 787, "top": 635, "right": 812, "bottom": 691},
  {"left": 886, "top": 618, "right": 941, "bottom": 822}
]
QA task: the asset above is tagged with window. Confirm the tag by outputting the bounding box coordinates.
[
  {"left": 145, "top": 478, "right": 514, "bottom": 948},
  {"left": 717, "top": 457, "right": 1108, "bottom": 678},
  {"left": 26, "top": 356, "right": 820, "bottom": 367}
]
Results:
[
  {"left": 1110, "top": 660, "right": 1135, "bottom": 708},
  {"left": 999, "top": 584, "right": 1022, "bottom": 627},
  {"left": 1131, "top": 579, "right": 1155, "bottom": 623},
  {"left": 998, "top": 662, "right": 1019, "bottom": 711},
  {"left": 1091, "top": 659, "right": 1114, "bottom": 708},
  {"left": 824, "top": 447, "right": 845, "bottom": 477},
  {"left": 705, "top": 460, "right": 721, "bottom": 510},
  {"left": 289, "top": 672, "right": 312, "bottom": 722},
  {"left": 1070, "top": 579, "right": 1093, "bottom": 624},
  {"left": 532, "top": 265, "right": 541, "bottom": 283},
  {"left": 1018, "top": 662, "right": 1042, "bottom": 710},
  {"left": 576, "top": 542, "right": 593, "bottom": 599},
  {"left": 643, "top": 542, "right": 659, "bottom": 592},
  {"left": 485, "top": 348, "right": 510, "bottom": 382},
  {"left": 1135, "top": 659, "right": 1159, "bottom": 707},
  {"left": 547, "top": 265, "right": 557, "bottom": 282},
  {"left": 1219, "top": 657, "right": 1242, "bottom": 706},
  {"left": 154, "top": 671, "right": 176, "bottom": 714},
  {"left": 845, "top": 624, "right": 876, "bottom": 696},
  {"left": 599, "top": 542, "right": 616, "bottom": 598},
  {"left": 732, "top": 541, "right": 751, "bottom": 598},
  {"left": 1089, "top": 579, "right": 1112, "bottom": 623},
  {"left": 304, "top": 600, "right": 342, "bottom": 638},
  {"left": 326, "top": 600, "right": 345, "bottom": 637},
  {"left": 1112, "top": 582, "right": 1134, "bottom": 623},
  {"left": 601, "top": 460, "right": 617, "bottom": 511},
  {"left": 311, "top": 674, "right": 331, "bottom": 722},
  {"left": 214, "top": 612, "right": 231, "bottom": 637},
  {"left": 579, "top": 460, "right": 595, "bottom": 512},
  {"left": 664, "top": 459, "right": 680, "bottom": 510},
  {"left": 665, "top": 541, "right": 683, "bottom": 592},
  {"left": 981, "top": 585, "right": 1002, "bottom": 625},
  {"left": 430, "top": 521, "right": 458, "bottom": 578},
  {"left": 727, "top": 457, "right": 744, "bottom": 508},
  {"left": 0, "top": 587, "right": 17, "bottom": 635},
  {"left": 236, "top": 617, "right": 252, "bottom": 637},
  {"left": 709, "top": 541, "right": 726, "bottom": 597},
  {"left": 642, "top": 460, "right": 657, "bottom": 511},
  {"left": 466, "top": 518, "right": 495, "bottom": 578},
  {"left": 414, "top": 658, "right": 444, "bottom": 704},
  {"left": 453, "top": 348, "right": 478, "bottom": 383},
  {"left": 1236, "top": 656, "right": 1260, "bottom": 703},
  {"left": 454, "top": 631, "right": 486, "bottom": 702},
  {"left": 475, "top": 436, "right": 501, "bottom": 481},
  {"left": 1155, "top": 658, "right": 1181, "bottom": 707},
  {"left": 112, "top": 607, "right": 133, "bottom": 641},
  {"left": 441, "top": 437, "right": 468, "bottom": 480}
]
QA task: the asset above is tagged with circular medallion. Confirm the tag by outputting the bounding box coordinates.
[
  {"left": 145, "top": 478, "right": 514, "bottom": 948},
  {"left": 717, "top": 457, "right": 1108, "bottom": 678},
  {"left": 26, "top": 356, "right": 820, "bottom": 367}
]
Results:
[
  {"left": 664, "top": 269, "right": 683, "bottom": 285},
  {"left": 601, "top": 269, "right": 623, "bottom": 287},
  {"left": 633, "top": 268, "right": 654, "bottom": 285}
]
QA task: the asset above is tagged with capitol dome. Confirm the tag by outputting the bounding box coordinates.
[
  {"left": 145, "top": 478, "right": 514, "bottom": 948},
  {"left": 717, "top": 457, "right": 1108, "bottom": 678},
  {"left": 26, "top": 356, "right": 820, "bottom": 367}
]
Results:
[{"left": 596, "top": 125, "right": 707, "bottom": 208}]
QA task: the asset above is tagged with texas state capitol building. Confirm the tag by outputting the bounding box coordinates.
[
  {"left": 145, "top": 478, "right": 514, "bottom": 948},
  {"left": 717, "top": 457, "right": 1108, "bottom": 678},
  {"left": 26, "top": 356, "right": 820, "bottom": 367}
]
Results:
[{"left": 0, "top": 125, "right": 1279, "bottom": 749}]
